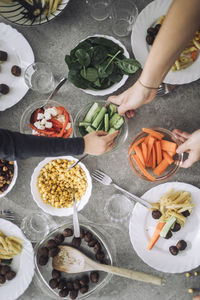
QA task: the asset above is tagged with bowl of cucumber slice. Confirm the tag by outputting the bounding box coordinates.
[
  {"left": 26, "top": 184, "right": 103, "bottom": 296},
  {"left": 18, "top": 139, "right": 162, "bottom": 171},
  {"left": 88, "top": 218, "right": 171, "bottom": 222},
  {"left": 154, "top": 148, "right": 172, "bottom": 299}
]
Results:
[{"left": 74, "top": 100, "right": 128, "bottom": 152}]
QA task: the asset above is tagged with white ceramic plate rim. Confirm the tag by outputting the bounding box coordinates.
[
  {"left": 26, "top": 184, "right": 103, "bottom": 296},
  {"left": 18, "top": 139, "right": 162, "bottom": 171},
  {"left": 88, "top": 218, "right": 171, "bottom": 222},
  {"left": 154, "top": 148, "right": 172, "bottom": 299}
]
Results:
[
  {"left": 0, "top": 218, "right": 34, "bottom": 300},
  {"left": 30, "top": 156, "right": 92, "bottom": 216},
  {"left": 0, "top": 22, "right": 34, "bottom": 111},
  {"left": 0, "top": 161, "right": 18, "bottom": 198},
  {"left": 77, "top": 34, "right": 129, "bottom": 96},
  {"left": 131, "top": 0, "right": 200, "bottom": 84},
  {"left": 129, "top": 182, "right": 200, "bottom": 273}
]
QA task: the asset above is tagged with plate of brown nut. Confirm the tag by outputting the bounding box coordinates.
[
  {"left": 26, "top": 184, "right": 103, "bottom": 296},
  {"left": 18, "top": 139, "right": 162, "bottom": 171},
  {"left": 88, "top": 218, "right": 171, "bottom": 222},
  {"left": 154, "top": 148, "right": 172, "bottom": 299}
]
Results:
[
  {"left": 129, "top": 182, "right": 200, "bottom": 273},
  {"left": 30, "top": 156, "right": 92, "bottom": 216},
  {"left": 0, "top": 23, "right": 34, "bottom": 111},
  {"left": 34, "top": 222, "right": 114, "bottom": 299},
  {"left": 0, "top": 160, "right": 18, "bottom": 198}
]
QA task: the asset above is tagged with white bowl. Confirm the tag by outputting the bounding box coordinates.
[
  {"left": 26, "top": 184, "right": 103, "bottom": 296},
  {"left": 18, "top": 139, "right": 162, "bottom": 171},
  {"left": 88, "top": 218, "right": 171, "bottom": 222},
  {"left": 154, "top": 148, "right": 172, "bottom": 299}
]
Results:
[
  {"left": 30, "top": 156, "right": 92, "bottom": 216},
  {"left": 0, "top": 161, "right": 18, "bottom": 198},
  {"left": 71, "top": 34, "right": 129, "bottom": 96}
]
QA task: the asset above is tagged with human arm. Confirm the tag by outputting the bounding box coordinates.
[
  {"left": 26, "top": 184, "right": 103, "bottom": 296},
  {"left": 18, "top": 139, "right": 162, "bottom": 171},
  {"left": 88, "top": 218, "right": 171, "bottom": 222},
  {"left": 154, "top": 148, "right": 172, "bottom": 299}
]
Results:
[
  {"left": 0, "top": 129, "right": 118, "bottom": 160},
  {"left": 109, "top": 0, "right": 200, "bottom": 115}
]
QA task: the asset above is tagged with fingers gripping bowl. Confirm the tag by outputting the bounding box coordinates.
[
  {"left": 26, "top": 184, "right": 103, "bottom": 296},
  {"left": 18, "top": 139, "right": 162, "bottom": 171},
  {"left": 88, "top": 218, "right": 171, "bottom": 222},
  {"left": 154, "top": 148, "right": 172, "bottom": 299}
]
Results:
[{"left": 30, "top": 156, "right": 92, "bottom": 216}]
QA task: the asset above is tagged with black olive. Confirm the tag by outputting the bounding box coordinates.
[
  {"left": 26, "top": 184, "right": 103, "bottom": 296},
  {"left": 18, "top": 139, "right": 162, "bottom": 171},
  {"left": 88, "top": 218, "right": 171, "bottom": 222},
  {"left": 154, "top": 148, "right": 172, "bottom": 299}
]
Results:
[
  {"left": 49, "top": 278, "right": 58, "bottom": 289},
  {"left": 169, "top": 246, "right": 179, "bottom": 256},
  {"left": 73, "top": 279, "right": 81, "bottom": 290},
  {"left": 0, "top": 84, "right": 9, "bottom": 95},
  {"left": 80, "top": 285, "right": 89, "bottom": 294},
  {"left": 152, "top": 210, "right": 162, "bottom": 219},
  {"left": 11, "top": 65, "right": 21, "bottom": 77},
  {"left": 0, "top": 50, "right": 8, "bottom": 61},
  {"left": 54, "top": 234, "right": 64, "bottom": 245},
  {"left": 52, "top": 269, "right": 61, "bottom": 279},
  {"left": 171, "top": 222, "right": 181, "bottom": 232},
  {"left": 38, "top": 247, "right": 49, "bottom": 257},
  {"left": 58, "top": 278, "right": 67, "bottom": 290},
  {"left": 49, "top": 247, "right": 59, "bottom": 257},
  {"left": 147, "top": 27, "right": 157, "bottom": 36},
  {"left": 6, "top": 271, "right": 16, "bottom": 280},
  {"left": 95, "top": 251, "right": 105, "bottom": 262},
  {"left": 66, "top": 280, "right": 74, "bottom": 291},
  {"left": 146, "top": 35, "right": 154, "bottom": 45},
  {"left": 90, "top": 271, "right": 99, "bottom": 283},
  {"left": 63, "top": 228, "right": 73, "bottom": 237},
  {"left": 38, "top": 255, "right": 48, "bottom": 266},
  {"left": 70, "top": 289, "right": 78, "bottom": 299},
  {"left": 84, "top": 231, "right": 93, "bottom": 242},
  {"left": 59, "top": 288, "right": 69, "bottom": 297},
  {"left": 88, "top": 239, "right": 98, "bottom": 247},
  {"left": 182, "top": 210, "right": 190, "bottom": 217},
  {"left": 176, "top": 240, "right": 187, "bottom": 251},
  {"left": 164, "top": 230, "right": 172, "bottom": 239},
  {"left": 0, "top": 274, "right": 6, "bottom": 284},
  {"left": 154, "top": 23, "right": 161, "bottom": 33},
  {"left": 80, "top": 275, "right": 89, "bottom": 286},
  {"left": 46, "top": 239, "right": 57, "bottom": 249},
  {"left": 94, "top": 242, "right": 101, "bottom": 253},
  {"left": 72, "top": 237, "right": 81, "bottom": 248},
  {"left": 0, "top": 265, "right": 10, "bottom": 275}
]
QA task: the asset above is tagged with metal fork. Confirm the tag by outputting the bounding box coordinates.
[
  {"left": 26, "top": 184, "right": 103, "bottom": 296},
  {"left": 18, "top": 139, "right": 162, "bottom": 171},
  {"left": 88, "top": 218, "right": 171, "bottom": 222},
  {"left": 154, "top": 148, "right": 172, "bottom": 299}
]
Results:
[
  {"left": 0, "top": 209, "right": 15, "bottom": 222},
  {"left": 66, "top": 154, "right": 88, "bottom": 172},
  {"left": 91, "top": 170, "right": 152, "bottom": 208}
]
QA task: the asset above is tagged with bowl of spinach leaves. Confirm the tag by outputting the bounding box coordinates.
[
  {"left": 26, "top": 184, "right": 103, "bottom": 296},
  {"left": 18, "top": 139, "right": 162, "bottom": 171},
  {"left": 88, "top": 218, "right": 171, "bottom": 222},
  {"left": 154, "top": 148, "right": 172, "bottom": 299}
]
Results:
[{"left": 65, "top": 35, "right": 141, "bottom": 96}]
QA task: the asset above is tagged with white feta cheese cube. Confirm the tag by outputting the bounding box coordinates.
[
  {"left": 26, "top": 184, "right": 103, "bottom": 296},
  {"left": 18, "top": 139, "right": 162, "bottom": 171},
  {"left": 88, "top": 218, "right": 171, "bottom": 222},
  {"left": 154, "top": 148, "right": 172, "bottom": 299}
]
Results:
[
  {"left": 66, "top": 122, "right": 71, "bottom": 130},
  {"left": 34, "top": 121, "right": 45, "bottom": 130},
  {"left": 41, "top": 118, "right": 47, "bottom": 125},
  {"left": 50, "top": 107, "right": 58, "bottom": 117},
  {"left": 44, "top": 111, "right": 51, "bottom": 120},
  {"left": 32, "top": 129, "right": 38, "bottom": 135},
  {"left": 37, "top": 113, "right": 44, "bottom": 120},
  {"left": 45, "top": 121, "right": 53, "bottom": 129}
]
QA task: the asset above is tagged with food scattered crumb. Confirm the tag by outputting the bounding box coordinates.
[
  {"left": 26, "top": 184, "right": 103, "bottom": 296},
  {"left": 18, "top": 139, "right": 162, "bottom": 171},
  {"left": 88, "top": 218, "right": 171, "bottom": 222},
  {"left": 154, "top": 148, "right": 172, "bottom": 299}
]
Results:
[{"left": 188, "top": 288, "right": 194, "bottom": 294}]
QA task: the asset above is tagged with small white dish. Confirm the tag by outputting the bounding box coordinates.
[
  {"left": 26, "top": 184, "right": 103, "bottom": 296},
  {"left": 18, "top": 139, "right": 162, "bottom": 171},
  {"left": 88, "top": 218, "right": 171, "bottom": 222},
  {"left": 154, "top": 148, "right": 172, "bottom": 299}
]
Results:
[
  {"left": 129, "top": 182, "right": 200, "bottom": 273},
  {"left": 0, "top": 23, "right": 34, "bottom": 111},
  {"left": 0, "top": 218, "right": 34, "bottom": 300},
  {"left": 0, "top": 161, "right": 18, "bottom": 198},
  {"left": 30, "top": 156, "right": 92, "bottom": 216}
]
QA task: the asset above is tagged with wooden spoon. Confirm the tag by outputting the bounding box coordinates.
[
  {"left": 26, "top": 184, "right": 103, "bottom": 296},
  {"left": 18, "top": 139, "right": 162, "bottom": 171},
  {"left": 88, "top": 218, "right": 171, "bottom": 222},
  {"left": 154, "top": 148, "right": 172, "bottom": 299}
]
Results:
[{"left": 53, "top": 245, "right": 163, "bottom": 286}]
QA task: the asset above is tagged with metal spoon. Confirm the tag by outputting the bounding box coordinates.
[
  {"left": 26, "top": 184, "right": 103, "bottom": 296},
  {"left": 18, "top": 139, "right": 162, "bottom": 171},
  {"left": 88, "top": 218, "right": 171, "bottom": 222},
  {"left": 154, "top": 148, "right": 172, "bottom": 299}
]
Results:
[
  {"left": 72, "top": 193, "right": 80, "bottom": 238},
  {"left": 66, "top": 154, "right": 88, "bottom": 172},
  {"left": 30, "top": 77, "right": 67, "bottom": 124}
]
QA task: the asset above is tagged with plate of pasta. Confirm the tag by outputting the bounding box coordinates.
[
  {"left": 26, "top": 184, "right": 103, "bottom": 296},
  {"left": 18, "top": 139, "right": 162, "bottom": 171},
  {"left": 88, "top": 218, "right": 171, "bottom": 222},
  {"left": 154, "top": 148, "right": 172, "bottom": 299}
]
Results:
[
  {"left": 0, "top": 219, "right": 34, "bottom": 300},
  {"left": 131, "top": 0, "right": 200, "bottom": 84},
  {"left": 129, "top": 182, "right": 200, "bottom": 273}
]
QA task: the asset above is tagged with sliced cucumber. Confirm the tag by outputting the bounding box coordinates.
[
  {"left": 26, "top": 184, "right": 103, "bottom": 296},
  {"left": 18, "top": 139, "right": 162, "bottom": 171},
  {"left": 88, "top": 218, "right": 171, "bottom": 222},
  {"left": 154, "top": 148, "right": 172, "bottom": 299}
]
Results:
[
  {"left": 92, "top": 107, "right": 107, "bottom": 128},
  {"left": 91, "top": 107, "right": 101, "bottom": 122},
  {"left": 108, "top": 128, "right": 116, "bottom": 134},
  {"left": 109, "top": 113, "right": 121, "bottom": 128},
  {"left": 160, "top": 216, "right": 176, "bottom": 238},
  {"left": 113, "top": 116, "right": 124, "bottom": 130},
  {"left": 79, "top": 126, "right": 87, "bottom": 136},
  {"left": 96, "top": 119, "right": 104, "bottom": 131},
  {"left": 86, "top": 125, "right": 95, "bottom": 133},
  {"left": 104, "top": 113, "right": 109, "bottom": 132},
  {"left": 108, "top": 103, "right": 117, "bottom": 117},
  {"left": 84, "top": 102, "right": 99, "bottom": 123},
  {"left": 79, "top": 122, "right": 91, "bottom": 127}
]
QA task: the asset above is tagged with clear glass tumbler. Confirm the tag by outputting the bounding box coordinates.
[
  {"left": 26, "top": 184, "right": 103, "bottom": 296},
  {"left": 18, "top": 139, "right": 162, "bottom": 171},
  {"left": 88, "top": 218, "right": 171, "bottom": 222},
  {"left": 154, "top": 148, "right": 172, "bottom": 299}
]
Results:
[
  {"left": 86, "top": 0, "right": 111, "bottom": 21},
  {"left": 111, "top": 0, "right": 138, "bottom": 37},
  {"left": 24, "top": 62, "right": 55, "bottom": 94}
]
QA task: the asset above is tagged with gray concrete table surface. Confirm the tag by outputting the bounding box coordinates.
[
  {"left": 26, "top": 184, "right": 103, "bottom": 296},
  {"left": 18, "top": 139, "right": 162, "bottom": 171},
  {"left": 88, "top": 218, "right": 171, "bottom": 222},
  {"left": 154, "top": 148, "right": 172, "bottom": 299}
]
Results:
[{"left": 0, "top": 0, "right": 200, "bottom": 299}]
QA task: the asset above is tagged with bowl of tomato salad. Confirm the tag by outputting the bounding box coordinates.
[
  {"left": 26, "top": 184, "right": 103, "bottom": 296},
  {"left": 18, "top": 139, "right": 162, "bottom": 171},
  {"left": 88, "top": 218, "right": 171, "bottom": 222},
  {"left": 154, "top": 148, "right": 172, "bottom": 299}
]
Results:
[{"left": 20, "top": 100, "right": 73, "bottom": 138}]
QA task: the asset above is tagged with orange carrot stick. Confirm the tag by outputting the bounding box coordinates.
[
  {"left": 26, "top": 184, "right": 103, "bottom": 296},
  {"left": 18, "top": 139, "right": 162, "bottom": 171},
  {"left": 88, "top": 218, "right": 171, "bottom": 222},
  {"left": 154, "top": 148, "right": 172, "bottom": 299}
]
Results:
[
  {"left": 148, "top": 222, "right": 166, "bottom": 250},
  {"left": 141, "top": 142, "right": 148, "bottom": 163},
  {"left": 153, "top": 158, "right": 169, "bottom": 176},
  {"left": 152, "top": 145, "right": 156, "bottom": 169},
  {"left": 146, "top": 150, "right": 153, "bottom": 168},
  {"left": 155, "top": 140, "right": 162, "bottom": 165},
  {"left": 166, "top": 150, "right": 176, "bottom": 157},
  {"left": 142, "top": 128, "right": 164, "bottom": 140},
  {"left": 129, "top": 137, "right": 145, "bottom": 155},
  {"left": 161, "top": 140, "right": 177, "bottom": 153},
  {"left": 147, "top": 136, "right": 155, "bottom": 162},
  {"left": 132, "top": 154, "right": 155, "bottom": 181},
  {"left": 134, "top": 145, "right": 145, "bottom": 166},
  {"left": 163, "top": 151, "right": 174, "bottom": 165}
]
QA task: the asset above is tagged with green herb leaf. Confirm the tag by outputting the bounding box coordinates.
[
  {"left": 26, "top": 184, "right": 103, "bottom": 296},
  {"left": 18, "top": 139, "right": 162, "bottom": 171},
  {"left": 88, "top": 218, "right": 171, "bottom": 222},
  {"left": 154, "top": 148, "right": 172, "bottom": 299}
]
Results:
[
  {"left": 80, "top": 67, "right": 99, "bottom": 82},
  {"left": 75, "top": 49, "right": 90, "bottom": 67}
]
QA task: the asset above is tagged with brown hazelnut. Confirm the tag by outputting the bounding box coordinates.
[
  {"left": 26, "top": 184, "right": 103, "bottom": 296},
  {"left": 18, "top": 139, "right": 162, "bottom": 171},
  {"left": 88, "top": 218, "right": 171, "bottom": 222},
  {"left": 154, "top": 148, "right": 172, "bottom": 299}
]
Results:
[
  {"left": 11, "top": 65, "right": 21, "bottom": 77},
  {"left": 46, "top": 239, "right": 57, "bottom": 249},
  {"left": 6, "top": 271, "right": 16, "bottom": 280},
  {"left": 0, "top": 84, "right": 9, "bottom": 95},
  {"left": 0, "top": 265, "right": 10, "bottom": 275},
  {"left": 49, "top": 247, "right": 59, "bottom": 257},
  {"left": 90, "top": 271, "right": 99, "bottom": 283},
  {"left": 38, "top": 255, "right": 49, "bottom": 266},
  {"left": 88, "top": 239, "right": 97, "bottom": 247},
  {"left": 146, "top": 35, "right": 154, "bottom": 45},
  {"left": 73, "top": 279, "right": 81, "bottom": 290},
  {"left": 152, "top": 210, "right": 162, "bottom": 219},
  {"left": 80, "top": 275, "right": 89, "bottom": 286},
  {"left": 147, "top": 27, "right": 157, "bottom": 36},
  {"left": 52, "top": 269, "right": 61, "bottom": 279},
  {"left": 80, "top": 228, "right": 85, "bottom": 239},
  {"left": 58, "top": 278, "right": 67, "bottom": 290},
  {"left": 66, "top": 280, "right": 74, "bottom": 291},
  {"left": 72, "top": 237, "right": 81, "bottom": 248},
  {"left": 54, "top": 234, "right": 64, "bottom": 245},
  {"left": 164, "top": 230, "right": 172, "bottom": 239},
  {"left": 94, "top": 242, "right": 101, "bottom": 253},
  {"left": 70, "top": 290, "right": 78, "bottom": 299},
  {"left": 38, "top": 247, "right": 49, "bottom": 257},
  {"left": 182, "top": 210, "right": 190, "bottom": 217},
  {"left": 176, "top": 240, "right": 187, "bottom": 251},
  {"left": 95, "top": 251, "right": 105, "bottom": 262},
  {"left": 80, "top": 285, "right": 89, "bottom": 294},
  {"left": 59, "top": 288, "right": 69, "bottom": 297},
  {"left": 63, "top": 228, "right": 73, "bottom": 237},
  {"left": 0, "top": 274, "right": 6, "bottom": 284},
  {"left": 84, "top": 231, "right": 92, "bottom": 242},
  {"left": 49, "top": 278, "right": 58, "bottom": 289},
  {"left": 171, "top": 222, "right": 181, "bottom": 232},
  {"left": 169, "top": 246, "right": 179, "bottom": 256}
]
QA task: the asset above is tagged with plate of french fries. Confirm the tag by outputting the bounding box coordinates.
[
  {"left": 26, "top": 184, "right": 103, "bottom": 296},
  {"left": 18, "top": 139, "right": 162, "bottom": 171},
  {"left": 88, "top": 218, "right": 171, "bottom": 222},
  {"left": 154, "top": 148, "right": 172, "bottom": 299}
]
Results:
[
  {"left": 0, "top": 218, "right": 34, "bottom": 300},
  {"left": 131, "top": 0, "right": 200, "bottom": 84},
  {"left": 129, "top": 182, "right": 200, "bottom": 273}
]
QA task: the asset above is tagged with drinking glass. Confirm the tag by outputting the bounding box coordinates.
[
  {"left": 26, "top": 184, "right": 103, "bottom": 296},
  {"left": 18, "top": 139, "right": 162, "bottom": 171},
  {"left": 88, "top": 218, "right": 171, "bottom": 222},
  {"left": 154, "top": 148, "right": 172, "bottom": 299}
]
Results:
[
  {"left": 86, "top": 0, "right": 111, "bottom": 21},
  {"left": 24, "top": 62, "right": 55, "bottom": 94},
  {"left": 111, "top": 0, "right": 138, "bottom": 37}
]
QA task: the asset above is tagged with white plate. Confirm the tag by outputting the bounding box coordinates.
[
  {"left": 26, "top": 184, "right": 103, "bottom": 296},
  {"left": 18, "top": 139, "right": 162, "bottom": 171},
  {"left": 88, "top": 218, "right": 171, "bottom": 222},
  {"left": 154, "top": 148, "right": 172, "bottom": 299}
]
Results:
[
  {"left": 78, "top": 34, "right": 129, "bottom": 96},
  {"left": 129, "top": 182, "right": 200, "bottom": 273},
  {"left": 0, "top": 219, "right": 34, "bottom": 300},
  {"left": 0, "top": 23, "right": 34, "bottom": 111},
  {"left": 0, "top": 161, "right": 18, "bottom": 198},
  {"left": 131, "top": 0, "right": 200, "bottom": 84},
  {"left": 30, "top": 156, "right": 92, "bottom": 216}
]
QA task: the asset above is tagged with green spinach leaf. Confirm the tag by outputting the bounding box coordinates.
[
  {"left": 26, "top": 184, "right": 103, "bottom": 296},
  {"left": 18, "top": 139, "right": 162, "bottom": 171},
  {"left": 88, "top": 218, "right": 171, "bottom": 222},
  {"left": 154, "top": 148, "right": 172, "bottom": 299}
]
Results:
[
  {"left": 80, "top": 67, "right": 99, "bottom": 82},
  {"left": 75, "top": 49, "right": 90, "bottom": 67},
  {"left": 68, "top": 69, "right": 89, "bottom": 89},
  {"left": 115, "top": 58, "right": 141, "bottom": 75}
]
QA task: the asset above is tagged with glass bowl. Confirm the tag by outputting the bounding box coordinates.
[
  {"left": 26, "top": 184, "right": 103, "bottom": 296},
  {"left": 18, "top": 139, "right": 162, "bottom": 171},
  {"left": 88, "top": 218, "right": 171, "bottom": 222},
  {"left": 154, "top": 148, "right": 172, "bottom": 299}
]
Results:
[
  {"left": 20, "top": 99, "right": 73, "bottom": 138},
  {"left": 34, "top": 221, "right": 116, "bottom": 299},
  {"left": 0, "top": 160, "right": 18, "bottom": 198},
  {"left": 129, "top": 127, "right": 183, "bottom": 182},
  {"left": 74, "top": 100, "right": 128, "bottom": 153}
]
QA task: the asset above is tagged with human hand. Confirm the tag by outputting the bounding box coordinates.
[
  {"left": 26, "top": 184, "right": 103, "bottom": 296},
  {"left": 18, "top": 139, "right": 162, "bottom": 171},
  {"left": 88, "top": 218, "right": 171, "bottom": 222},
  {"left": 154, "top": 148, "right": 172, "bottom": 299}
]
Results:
[
  {"left": 173, "top": 129, "right": 200, "bottom": 168},
  {"left": 108, "top": 80, "right": 157, "bottom": 118},
  {"left": 83, "top": 131, "right": 118, "bottom": 155},
  {"left": 193, "top": 294, "right": 200, "bottom": 300}
]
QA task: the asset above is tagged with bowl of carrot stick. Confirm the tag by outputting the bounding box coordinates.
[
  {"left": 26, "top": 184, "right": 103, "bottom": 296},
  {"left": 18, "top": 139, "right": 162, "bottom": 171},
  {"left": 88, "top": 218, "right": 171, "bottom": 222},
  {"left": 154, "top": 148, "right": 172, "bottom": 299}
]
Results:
[{"left": 128, "top": 127, "right": 183, "bottom": 182}]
